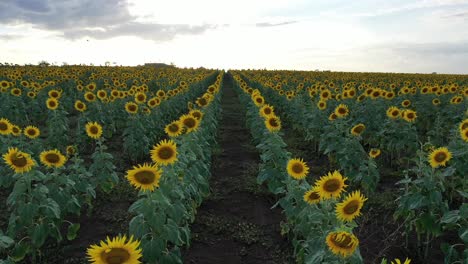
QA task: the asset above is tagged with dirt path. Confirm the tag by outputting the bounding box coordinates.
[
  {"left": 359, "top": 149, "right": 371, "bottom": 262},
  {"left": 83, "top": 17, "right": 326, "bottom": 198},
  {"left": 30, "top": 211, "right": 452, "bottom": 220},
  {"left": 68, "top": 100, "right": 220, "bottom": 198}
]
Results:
[{"left": 182, "top": 73, "right": 292, "bottom": 264}]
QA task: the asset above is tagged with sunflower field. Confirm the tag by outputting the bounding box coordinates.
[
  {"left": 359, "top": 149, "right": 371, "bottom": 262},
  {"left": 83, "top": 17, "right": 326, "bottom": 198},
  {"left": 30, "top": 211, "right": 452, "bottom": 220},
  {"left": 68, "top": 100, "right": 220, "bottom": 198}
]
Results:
[{"left": 0, "top": 65, "right": 466, "bottom": 264}]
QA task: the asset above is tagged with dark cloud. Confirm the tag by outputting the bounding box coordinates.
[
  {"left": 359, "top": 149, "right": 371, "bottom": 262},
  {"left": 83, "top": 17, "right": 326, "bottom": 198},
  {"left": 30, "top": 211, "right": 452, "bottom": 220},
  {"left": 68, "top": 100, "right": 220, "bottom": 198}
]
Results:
[
  {"left": 255, "top": 21, "right": 297, "bottom": 27},
  {"left": 0, "top": 0, "right": 211, "bottom": 41}
]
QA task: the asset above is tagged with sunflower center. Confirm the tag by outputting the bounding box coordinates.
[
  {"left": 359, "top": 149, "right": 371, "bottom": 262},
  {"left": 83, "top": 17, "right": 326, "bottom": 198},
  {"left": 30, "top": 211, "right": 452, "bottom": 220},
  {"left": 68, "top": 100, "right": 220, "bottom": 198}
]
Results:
[
  {"left": 338, "top": 108, "right": 346, "bottom": 114},
  {"left": 192, "top": 112, "right": 202, "bottom": 119},
  {"left": 12, "top": 127, "right": 19, "bottom": 133},
  {"left": 168, "top": 124, "right": 179, "bottom": 133},
  {"left": 90, "top": 126, "right": 99, "bottom": 135},
  {"left": 27, "top": 129, "right": 36, "bottom": 136},
  {"left": 343, "top": 200, "right": 360, "bottom": 215},
  {"left": 332, "top": 234, "right": 354, "bottom": 249},
  {"left": 137, "top": 95, "right": 145, "bottom": 101},
  {"left": 0, "top": 122, "right": 8, "bottom": 131},
  {"left": 12, "top": 154, "right": 27, "bottom": 167},
  {"left": 264, "top": 108, "right": 272, "bottom": 115},
  {"left": 462, "top": 123, "right": 468, "bottom": 130},
  {"left": 183, "top": 118, "right": 196, "bottom": 128},
  {"left": 353, "top": 125, "right": 364, "bottom": 134},
  {"left": 101, "top": 248, "right": 130, "bottom": 264},
  {"left": 308, "top": 191, "right": 320, "bottom": 200},
  {"left": 199, "top": 98, "right": 207, "bottom": 105},
  {"left": 45, "top": 153, "right": 60, "bottom": 164},
  {"left": 323, "top": 179, "right": 341, "bottom": 192},
  {"left": 292, "top": 163, "right": 304, "bottom": 174},
  {"left": 134, "top": 170, "right": 156, "bottom": 184},
  {"left": 51, "top": 92, "right": 58, "bottom": 97},
  {"left": 269, "top": 118, "right": 279, "bottom": 127},
  {"left": 158, "top": 146, "right": 174, "bottom": 160},
  {"left": 391, "top": 110, "right": 399, "bottom": 117},
  {"left": 407, "top": 113, "right": 415, "bottom": 119},
  {"left": 128, "top": 105, "right": 136, "bottom": 111},
  {"left": 49, "top": 101, "right": 56, "bottom": 107},
  {"left": 77, "top": 103, "right": 84, "bottom": 109},
  {"left": 434, "top": 152, "right": 447, "bottom": 162}
]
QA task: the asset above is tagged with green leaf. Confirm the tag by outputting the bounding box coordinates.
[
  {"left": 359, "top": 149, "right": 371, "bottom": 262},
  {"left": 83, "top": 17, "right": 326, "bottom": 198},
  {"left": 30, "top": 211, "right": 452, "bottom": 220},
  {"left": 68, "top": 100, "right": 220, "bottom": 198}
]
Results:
[
  {"left": 459, "top": 227, "right": 468, "bottom": 243},
  {"left": 0, "top": 235, "right": 14, "bottom": 249},
  {"left": 10, "top": 242, "right": 29, "bottom": 262},
  {"left": 31, "top": 223, "right": 47, "bottom": 247},
  {"left": 441, "top": 210, "right": 460, "bottom": 224},
  {"left": 67, "top": 223, "right": 80, "bottom": 241}
]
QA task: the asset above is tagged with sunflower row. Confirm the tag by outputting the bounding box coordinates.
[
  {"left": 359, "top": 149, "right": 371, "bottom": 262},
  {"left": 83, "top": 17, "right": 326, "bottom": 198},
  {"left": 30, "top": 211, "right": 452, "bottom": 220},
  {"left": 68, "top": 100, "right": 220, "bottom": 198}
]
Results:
[{"left": 86, "top": 73, "right": 223, "bottom": 264}]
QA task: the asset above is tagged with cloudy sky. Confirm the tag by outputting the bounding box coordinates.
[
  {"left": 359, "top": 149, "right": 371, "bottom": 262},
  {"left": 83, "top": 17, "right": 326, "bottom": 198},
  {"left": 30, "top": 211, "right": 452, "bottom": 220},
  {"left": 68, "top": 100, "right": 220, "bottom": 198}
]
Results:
[{"left": 1, "top": 0, "right": 467, "bottom": 73}]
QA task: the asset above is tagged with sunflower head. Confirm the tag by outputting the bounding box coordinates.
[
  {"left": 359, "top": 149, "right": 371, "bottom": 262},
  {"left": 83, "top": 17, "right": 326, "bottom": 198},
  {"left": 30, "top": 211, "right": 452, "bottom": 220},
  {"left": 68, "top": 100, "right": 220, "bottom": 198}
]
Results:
[
  {"left": 87, "top": 235, "right": 142, "bottom": 264},
  {"left": 40, "top": 149, "right": 67, "bottom": 168},
  {"left": 350, "top": 124, "right": 365, "bottom": 136},
  {"left": 180, "top": 114, "right": 200, "bottom": 133},
  {"left": 334, "top": 104, "right": 349, "bottom": 118},
  {"left": 66, "top": 145, "right": 77, "bottom": 156},
  {"left": 286, "top": 158, "right": 309, "bottom": 180},
  {"left": 74, "top": 100, "right": 87, "bottom": 112},
  {"left": 335, "top": 190, "right": 367, "bottom": 222},
  {"left": 189, "top": 109, "right": 204, "bottom": 120},
  {"left": 389, "top": 258, "right": 412, "bottom": 264},
  {"left": 24, "top": 125, "right": 40, "bottom": 139},
  {"left": 369, "top": 148, "right": 381, "bottom": 158},
  {"left": 0, "top": 118, "right": 12, "bottom": 135},
  {"left": 3, "top": 147, "right": 35, "bottom": 174},
  {"left": 150, "top": 139, "right": 178, "bottom": 166},
  {"left": 85, "top": 122, "right": 103, "bottom": 139},
  {"left": 326, "top": 231, "right": 359, "bottom": 258},
  {"left": 317, "top": 100, "right": 327, "bottom": 110},
  {"left": 134, "top": 92, "right": 147, "bottom": 104},
  {"left": 401, "top": 100, "right": 411, "bottom": 107},
  {"left": 314, "top": 171, "right": 348, "bottom": 199},
  {"left": 46, "top": 97, "right": 59, "bottom": 110},
  {"left": 386, "top": 106, "right": 400, "bottom": 119},
  {"left": 432, "top": 98, "right": 441, "bottom": 106},
  {"left": 402, "top": 110, "right": 417, "bottom": 122},
  {"left": 48, "top": 89, "right": 61, "bottom": 99},
  {"left": 165, "top": 120, "right": 183, "bottom": 137},
  {"left": 304, "top": 188, "right": 321, "bottom": 205},
  {"left": 126, "top": 163, "right": 162, "bottom": 191},
  {"left": 459, "top": 119, "right": 468, "bottom": 132},
  {"left": 328, "top": 113, "right": 337, "bottom": 121},
  {"left": 259, "top": 104, "right": 275, "bottom": 118},
  {"left": 11, "top": 125, "right": 21, "bottom": 136},
  {"left": 428, "top": 147, "right": 452, "bottom": 168},
  {"left": 265, "top": 115, "right": 281, "bottom": 132},
  {"left": 84, "top": 92, "right": 96, "bottom": 102}
]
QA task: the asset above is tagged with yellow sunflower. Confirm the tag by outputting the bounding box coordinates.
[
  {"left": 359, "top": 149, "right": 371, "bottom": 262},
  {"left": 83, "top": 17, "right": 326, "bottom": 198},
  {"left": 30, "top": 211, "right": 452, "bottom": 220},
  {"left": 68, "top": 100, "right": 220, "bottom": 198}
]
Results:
[
  {"left": 259, "top": 104, "right": 275, "bottom": 118},
  {"left": 314, "top": 171, "right": 347, "bottom": 199},
  {"left": 265, "top": 115, "right": 281, "bottom": 132},
  {"left": 189, "top": 109, "right": 204, "bottom": 120},
  {"left": 402, "top": 110, "right": 417, "bottom": 122},
  {"left": 386, "top": 106, "right": 400, "bottom": 119},
  {"left": 3, "top": 147, "right": 35, "bottom": 173},
  {"left": 459, "top": 119, "right": 468, "bottom": 132},
  {"left": 24, "top": 125, "right": 40, "bottom": 139},
  {"left": 134, "top": 92, "right": 147, "bottom": 104},
  {"left": 165, "top": 120, "right": 183, "bottom": 137},
  {"left": 369, "top": 148, "right": 381, "bottom": 158},
  {"left": 335, "top": 190, "right": 367, "bottom": 222},
  {"left": 326, "top": 231, "right": 359, "bottom": 258},
  {"left": 87, "top": 235, "right": 142, "bottom": 264},
  {"left": 11, "top": 125, "right": 21, "bottom": 136},
  {"left": 461, "top": 128, "right": 468, "bottom": 142},
  {"left": 0, "top": 118, "right": 12, "bottom": 135},
  {"left": 66, "top": 145, "right": 77, "bottom": 156},
  {"left": 328, "top": 113, "right": 337, "bottom": 121},
  {"left": 125, "top": 102, "right": 139, "bottom": 114},
  {"left": 40, "top": 149, "right": 67, "bottom": 168},
  {"left": 126, "top": 163, "right": 162, "bottom": 191},
  {"left": 303, "top": 188, "right": 321, "bottom": 205},
  {"left": 401, "top": 100, "right": 411, "bottom": 107},
  {"left": 428, "top": 147, "right": 452, "bottom": 168},
  {"left": 432, "top": 98, "right": 441, "bottom": 106},
  {"left": 150, "top": 139, "right": 178, "bottom": 166},
  {"left": 86, "top": 122, "right": 103, "bottom": 139},
  {"left": 390, "top": 258, "right": 411, "bottom": 264},
  {"left": 180, "top": 114, "right": 200, "bottom": 133},
  {"left": 46, "top": 97, "right": 59, "bottom": 110},
  {"left": 317, "top": 100, "right": 327, "bottom": 110},
  {"left": 350, "top": 124, "right": 365, "bottom": 136},
  {"left": 286, "top": 158, "right": 309, "bottom": 180},
  {"left": 84, "top": 92, "right": 96, "bottom": 102},
  {"left": 74, "top": 100, "right": 87, "bottom": 112},
  {"left": 97, "top": 90, "right": 107, "bottom": 100},
  {"left": 48, "top": 89, "right": 61, "bottom": 99},
  {"left": 334, "top": 104, "right": 349, "bottom": 118},
  {"left": 253, "top": 95, "right": 265, "bottom": 107}
]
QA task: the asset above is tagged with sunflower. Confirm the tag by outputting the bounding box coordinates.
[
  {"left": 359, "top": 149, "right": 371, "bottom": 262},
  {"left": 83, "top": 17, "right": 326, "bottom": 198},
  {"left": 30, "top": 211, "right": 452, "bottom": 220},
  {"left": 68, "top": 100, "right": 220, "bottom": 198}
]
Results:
[
  {"left": 369, "top": 148, "right": 381, "bottom": 158},
  {"left": 126, "top": 163, "right": 162, "bottom": 191},
  {"left": 350, "top": 124, "right": 365, "bottom": 136},
  {"left": 317, "top": 100, "right": 327, "bottom": 110},
  {"left": 134, "top": 92, "right": 147, "bottom": 104},
  {"left": 401, "top": 100, "right": 411, "bottom": 107},
  {"left": 459, "top": 119, "right": 468, "bottom": 132},
  {"left": 328, "top": 113, "right": 337, "bottom": 121},
  {"left": 40, "top": 149, "right": 67, "bottom": 168},
  {"left": 461, "top": 128, "right": 468, "bottom": 142},
  {"left": 66, "top": 145, "right": 77, "bottom": 156},
  {"left": 48, "top": 89, "right": 61, "bottom": 99},
  {"left": 150, "top": 139, "right": 178, "bottom": 166},
  {"left": 180, "top": 114, "right": 200, "bottom": 133},
  {"left": 0, "top": 118, "right": 12, "bottom": 135},
  {"left": 147, "top": 98, "right": 160, "bottom": 108},
  {"left": 390, "top": 258, "right": 411, "bottom": 264},
  {"left": 196, "top": 97, "right": 208, "bottom": 107},
  {"left": 11, "top": 88, "right": 21, "bottom": 97},
  {"left": 87, "top": 235, "right": 142, "bottom": 264},
  {"left": 314, "top": 171, "right": 347, "bottom": 199},
  {"left": 3, "top": 147, "right": 35, "bottom": 173},
  {"left": 303, "top": 188, "right": 321, "bottom": 204},
  {"left": 259, "top": 104, "right": 275, "bottom": 118},
  {"left": 189, "top": 109, "right": 204, "bottom": 120},
  {"left": 46, "top": 97, "right": 59, "bottom": 110},
  {"left": 386, "top": 106, "right": 400, "bottom": 119},
  {"left": 335, "top": 190, "right": 367, "bottom": 222},
  {"left": 86, "top": 122, "right": 103, "bottom": 139},
  {"left": 428, "top": 147, "right": 452, "bottom": 168},
  {"left": 84, "top": 92, "right": 96, "bottom": 102},
  {"left": 11, "top": 125, "right": 21, "bottom": 136},
  {"left": 334, "top": 104, "right": 349, "bottom": 118},
  {"left": 125, "top": 102, "right": 138, "bottom": 114},
  {"left": 326, "top": 231, "right": 359, "bottom": 258},
  {"left": 165, "top": 120, "right": 183, "bottom": 137},
  {"left": 265, "top": 115, "right": 281, "bottom": 132},
  {"left": 402, "top": 110, "right": 417, "bottom": 122},
  {"left": 74, "top": 100, "right": 87, "bottom": 112},
  {"left": 432, "top": 98, "right": 441, "bottom": 106},
  {"left": 286, "top": 158, "right": 309, "bottom": 180},
  {"left": 24, "top": 125, "right": 40, "bottom": 139}
]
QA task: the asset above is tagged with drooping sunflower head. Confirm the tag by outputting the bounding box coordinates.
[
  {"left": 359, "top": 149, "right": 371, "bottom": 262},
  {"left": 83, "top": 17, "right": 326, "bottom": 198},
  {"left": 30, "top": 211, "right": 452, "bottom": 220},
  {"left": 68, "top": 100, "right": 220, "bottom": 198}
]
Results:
[
  {"left": 326, "top": 231, "right": 359, "bottom": 258},
  {"left": 125, "top": 102, "right": 138, "bottom": 114},
  {"left": 85, "top": 122, "right": 103, "bottom": 140},
  {"left": 11, "top": 125, "right": 21, "bottom": 136},
  {"left": 350, "top": 124, "right": 365, "bottom": 136},
  {"left": 165, "top": 120, "right": 183, "bottom": 137},
  {"left": 150, "top": 139, "right": 178, "bottom": 166},
  {"left": 369, "top": 148, "right": 381, "bottom": 158},
  {"left": 314, "top": 170, "right": 348, "bottom": 199},
  {"left": 335, "top": 190, "right": 367, "bottom": 222},
  {"left": 46, "top": 97, "right": 59, "bottom": 110},
  {"left": 3, "top": 147, "right": 35, "bottom": 174},
  {"left": 386, "top": 106, "right": 400, "bottom": 119},
  {"left": 334, "top": 104, "right": 349, "bottom": 118},
  {"left": 74, "top": 100, "right": 87, "bottom": 112},
  {"left": 87, "top": 235, "right": 142, "bottom": 264},
  {"left": 0, "top": 118, "right": 12, "bottom": 135},
  {"left": 126, "top": 163, "right": 162, "bottom": 192},
  {"left": 259, "top": 104, "right": 275, "bottom": 118},
  {"left": 40, "top": 149, "right": 67, "bottom": 168},
  {"left": 402, "top": 110, "right": 417, "bottom": 122},
  {"left": 303, "top": 188, "right": 321, "bottom": 205},
  {"left": 265, "top": 115, "right": 281, "bottom": 132},
  {"left": 286, "top": 158, "right": 309, "bottom": 180},
  {"left": 428, "top": 147, "right": 452, "bottom": 168},
  {"left": 180, "top": 114, "right": 200, "bottom": 133},
  {"left": 24, "top": 125, "right": 40, "bottom": 139},
  {"left": 189, "top": 109, "right": 204, "bottom": 120}
]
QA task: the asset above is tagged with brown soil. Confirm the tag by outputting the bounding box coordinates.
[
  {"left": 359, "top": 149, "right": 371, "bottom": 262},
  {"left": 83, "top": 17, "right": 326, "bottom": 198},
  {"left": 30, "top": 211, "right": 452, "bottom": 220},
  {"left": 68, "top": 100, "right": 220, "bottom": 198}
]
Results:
[{"left": 182, "top": 74, "right": 293, "bottom": 264}]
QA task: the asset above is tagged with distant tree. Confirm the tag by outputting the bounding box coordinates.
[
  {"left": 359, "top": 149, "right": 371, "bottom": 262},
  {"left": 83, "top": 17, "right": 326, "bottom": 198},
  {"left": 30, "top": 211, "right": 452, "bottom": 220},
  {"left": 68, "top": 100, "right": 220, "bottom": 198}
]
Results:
[
  {"left": 38, "top": 60, "right": 50, "bottom": 67},
  {"left": 105, "top": 61, "right": 111, "bottom": 67}
]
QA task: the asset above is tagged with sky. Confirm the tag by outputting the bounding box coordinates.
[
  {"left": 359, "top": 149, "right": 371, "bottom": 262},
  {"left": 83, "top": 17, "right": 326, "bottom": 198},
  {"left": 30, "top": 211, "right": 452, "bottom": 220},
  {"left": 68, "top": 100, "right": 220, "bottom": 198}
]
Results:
[{"left": 0, "top": 0, "right": 468, "bottom": 73}]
